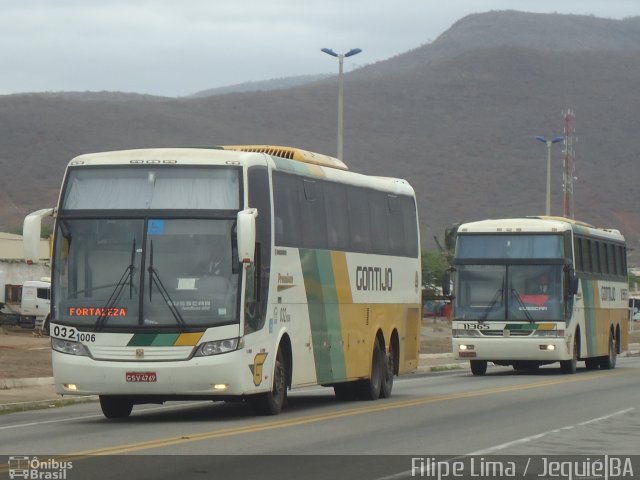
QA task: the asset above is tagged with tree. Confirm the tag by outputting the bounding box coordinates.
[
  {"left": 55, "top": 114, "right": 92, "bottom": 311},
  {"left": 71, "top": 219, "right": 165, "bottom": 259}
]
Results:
[{"left": 421, "top": 250, "right": 448, "bottom": 291}]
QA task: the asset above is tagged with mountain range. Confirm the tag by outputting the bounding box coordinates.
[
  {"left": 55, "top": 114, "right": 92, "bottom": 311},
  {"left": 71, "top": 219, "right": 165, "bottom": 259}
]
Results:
[{"left": 1, "top": 10, "right": 639, "bottom": 263}]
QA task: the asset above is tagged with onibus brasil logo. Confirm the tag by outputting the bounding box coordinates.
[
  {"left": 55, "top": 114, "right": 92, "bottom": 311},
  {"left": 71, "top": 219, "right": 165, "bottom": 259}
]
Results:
[{"left": 8, "top": 456, "right": 72, "bottom": 479}]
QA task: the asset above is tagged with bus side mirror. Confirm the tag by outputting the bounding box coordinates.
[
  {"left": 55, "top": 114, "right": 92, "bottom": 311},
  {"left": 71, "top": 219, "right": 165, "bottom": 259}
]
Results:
[
  {"left": 23, "top": 208, "right": 54, "bottom": 264},
  {"left": 237, "top": 208, "right": 258, "bottom": 265}
]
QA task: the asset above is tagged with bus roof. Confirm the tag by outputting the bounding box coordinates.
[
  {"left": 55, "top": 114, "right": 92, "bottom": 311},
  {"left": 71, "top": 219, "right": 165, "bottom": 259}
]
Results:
[
  {"left": 222, "top": 145, "right": 348, "bottom": 171},
  {"left": 66, "top": 146, "right": 414, "bottom": 197},
  {"left": 458, "top": 216, "right": 625, "bottom": 242}
]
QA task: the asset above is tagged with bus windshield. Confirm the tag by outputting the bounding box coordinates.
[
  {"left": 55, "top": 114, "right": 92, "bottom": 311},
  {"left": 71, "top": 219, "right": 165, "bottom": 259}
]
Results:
[
  {"left": 53, "top": 218, "right": 239, "bottom": 330},
  {"left": 456, "top": 234, "right": 564, "bottom": 259},
  {"left": 454, "top": 264, "right": 565, "bottom": 322}
]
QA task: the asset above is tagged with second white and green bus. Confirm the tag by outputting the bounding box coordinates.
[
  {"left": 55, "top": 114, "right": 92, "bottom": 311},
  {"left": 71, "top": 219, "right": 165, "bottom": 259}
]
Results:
[
  {"left": 24, "top": 145, "right": 422, "bottom": 417},
  {"left": 450, "top": 216, "right": 628, "bottom": 375}
]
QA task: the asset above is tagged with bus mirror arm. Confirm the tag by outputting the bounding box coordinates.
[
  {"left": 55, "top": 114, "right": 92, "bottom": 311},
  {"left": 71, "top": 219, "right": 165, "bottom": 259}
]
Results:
[
  {"left": 441, "top": 266, "right": 455, "bottom": 298},
  {"left": 237, "top": 208, "right": 258, "bottom": 265},
  {"left": 564, "top": 265, "right": 579, "bottom": 296}
]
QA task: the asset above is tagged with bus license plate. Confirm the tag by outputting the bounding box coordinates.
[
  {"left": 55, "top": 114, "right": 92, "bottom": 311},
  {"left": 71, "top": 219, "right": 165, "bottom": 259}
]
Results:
[{"left": 126, "top": 372, "right": 157, "bottom": 382}]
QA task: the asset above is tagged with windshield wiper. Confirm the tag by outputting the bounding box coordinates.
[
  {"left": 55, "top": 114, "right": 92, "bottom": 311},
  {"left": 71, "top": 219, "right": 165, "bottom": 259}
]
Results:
[
  {"left": 511, "top": 286, "right": 534, "bottom": 323},
  {"left": 480, "top": 287, "right": 503, "bottom": 322},
  {"left": 95, "top": 239, "right": 137, "bottom": 331},
  {"left": 147, "top": 240, "right": 187, "bottom": 331}
]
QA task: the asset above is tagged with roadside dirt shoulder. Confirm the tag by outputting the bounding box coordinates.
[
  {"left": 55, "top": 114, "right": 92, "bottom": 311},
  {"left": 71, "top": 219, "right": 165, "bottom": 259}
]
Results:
[{"left": 0, "top": 326, "right": 52, "bottom": 379}]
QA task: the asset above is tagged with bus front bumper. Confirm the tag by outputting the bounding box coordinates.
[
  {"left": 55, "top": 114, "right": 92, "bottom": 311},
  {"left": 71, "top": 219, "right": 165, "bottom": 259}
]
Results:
[
  {"left": 452, "top": 336, "right": 571, "bottom": 362},
  {"left": 52, "top": 349, "right": 263, "bottom": 398}
]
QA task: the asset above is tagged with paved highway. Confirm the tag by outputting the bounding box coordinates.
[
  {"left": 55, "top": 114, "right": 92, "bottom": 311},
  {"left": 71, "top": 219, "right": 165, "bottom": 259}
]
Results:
[{"left": 1, "top": 357, "right": 638, "bottom": 479}]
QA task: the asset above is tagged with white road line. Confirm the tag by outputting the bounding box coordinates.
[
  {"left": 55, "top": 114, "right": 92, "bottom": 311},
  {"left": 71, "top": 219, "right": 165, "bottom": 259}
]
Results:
[
  {"left": 375, "top": 407, "right": 635, "bottom": 480},
  {"left": 466, "top": 407, "right": 635, "bottom": 455}
]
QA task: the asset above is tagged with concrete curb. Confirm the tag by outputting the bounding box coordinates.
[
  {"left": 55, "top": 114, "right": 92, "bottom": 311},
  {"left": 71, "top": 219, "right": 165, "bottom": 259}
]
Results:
[{"left": 0, "top": 377, "right": 54, "bottom": 389}]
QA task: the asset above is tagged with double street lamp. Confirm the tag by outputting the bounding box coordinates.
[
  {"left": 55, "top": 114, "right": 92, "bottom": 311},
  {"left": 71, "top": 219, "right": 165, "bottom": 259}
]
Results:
[
  {"left": 535, "top": 135, "right": 564, "bottom": 216},
  {"left": 321, "top": 48, "right": 362, "bottom": 161}
]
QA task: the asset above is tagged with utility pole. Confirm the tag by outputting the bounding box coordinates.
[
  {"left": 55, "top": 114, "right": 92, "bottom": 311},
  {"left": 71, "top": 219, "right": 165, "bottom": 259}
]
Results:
[{"left": 562, "top": 109, "right": 576, "bottom": 219}]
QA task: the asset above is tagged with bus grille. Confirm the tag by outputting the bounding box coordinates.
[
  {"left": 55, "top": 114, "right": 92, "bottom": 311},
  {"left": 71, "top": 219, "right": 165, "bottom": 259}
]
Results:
[
  {"left": 88, "top": 346, "right": 194, "bottom": 361},
  {"left": 481, "top": 330, "right": 533, "bottom": 337}
]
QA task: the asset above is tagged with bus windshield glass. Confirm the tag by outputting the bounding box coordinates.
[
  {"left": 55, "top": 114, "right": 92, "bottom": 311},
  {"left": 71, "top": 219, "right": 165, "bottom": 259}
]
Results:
[
  {"left": 53, "top": 218, "right": 239, "bottom": 330},
  {"left": 454, "top": 264, "right": 564, "bottom": 322},
  {"left": 456, "top": 234, "right": 563, "bottom": 259},
  {"left": 62, "top": 167, "right": 240, "bottom": 210}
]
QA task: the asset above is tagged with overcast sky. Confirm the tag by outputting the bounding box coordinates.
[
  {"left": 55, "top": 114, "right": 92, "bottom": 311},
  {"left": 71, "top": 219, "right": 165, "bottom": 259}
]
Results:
[{"left": 1, "top": 0, "right": 638, "bottom": 97}]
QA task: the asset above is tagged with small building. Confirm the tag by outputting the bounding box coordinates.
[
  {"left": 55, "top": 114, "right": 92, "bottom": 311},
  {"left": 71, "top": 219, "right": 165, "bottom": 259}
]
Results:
[{"left": 0, "top": 232, "right": 50, "bottom": 286}]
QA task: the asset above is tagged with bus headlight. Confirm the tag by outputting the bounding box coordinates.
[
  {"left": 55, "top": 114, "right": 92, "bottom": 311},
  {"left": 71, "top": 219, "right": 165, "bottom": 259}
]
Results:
[
  {"left": 51, "top": 338, "right": 90, "bottom": 357},
  {"left": 195, "top": 338, "right": 240, "bottom": 356}
]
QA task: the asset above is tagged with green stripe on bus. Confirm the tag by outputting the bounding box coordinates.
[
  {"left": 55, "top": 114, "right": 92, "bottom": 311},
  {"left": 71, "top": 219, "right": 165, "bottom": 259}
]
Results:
[
  {"left": 504, "top": 324, "right": 538, "bottom": 330},
  {"left": 127, "top": 333, "right": 181, "bottom": 346},
  {"left": 127, "top": 334, "right": 157, "bottom": 346},
  {"left": 300, "top": 249, "right": 347, "bottom": 384},
  {"left": 581, "top": 279, "right": 598, "bottom": 355},
  {"left": 151, "top": 333, "right": 181, "bottom": 346}
]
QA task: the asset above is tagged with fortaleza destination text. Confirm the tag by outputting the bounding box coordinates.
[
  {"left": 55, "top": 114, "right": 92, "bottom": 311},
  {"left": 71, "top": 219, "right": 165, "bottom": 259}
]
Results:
[{"left": 411, "top": 456, "right": 635, "bottom": 479}]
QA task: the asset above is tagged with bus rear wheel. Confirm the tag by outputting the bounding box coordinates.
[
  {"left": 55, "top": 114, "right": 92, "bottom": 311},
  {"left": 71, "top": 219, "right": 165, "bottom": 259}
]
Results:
[
  {"left": 599, "top": 332, "right": 617, "bottom": 370},
  {"left": 249, "top": 348, "right": 287, "bottom": 415},
  {"left": 99, "top": 395, "right": 133, "bottom": 419},
  {"left": 356, "top": 338, "right": 383, "bottom": 400},
  {"left": 470, "top": 360, "right": 487, "bottom": 376},
  {"left": 560, "top": 337, "right": 578, "bottom": 374},
  {"left": 379, "top": 344, "right": 395, "bottom": 399}
]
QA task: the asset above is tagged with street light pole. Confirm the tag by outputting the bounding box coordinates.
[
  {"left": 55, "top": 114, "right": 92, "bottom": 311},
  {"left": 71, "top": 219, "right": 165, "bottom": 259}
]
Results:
[
  {"left": 321, "top": 48, "right": 362, "bottom": 161},
  {"left": 535, "top": 135, "right": 564, "bottom": 216}
]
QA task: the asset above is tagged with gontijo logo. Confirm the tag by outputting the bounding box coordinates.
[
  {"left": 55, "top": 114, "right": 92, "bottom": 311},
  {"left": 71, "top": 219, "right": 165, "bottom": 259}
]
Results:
[{"left": 355, "top": 266, "right": 393, "bottom": 291}]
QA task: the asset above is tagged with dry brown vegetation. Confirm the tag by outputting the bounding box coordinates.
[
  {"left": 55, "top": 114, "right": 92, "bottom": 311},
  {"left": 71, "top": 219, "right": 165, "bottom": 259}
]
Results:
[{"left": 1, "top": 11, "right": 640, "bottom": 261}]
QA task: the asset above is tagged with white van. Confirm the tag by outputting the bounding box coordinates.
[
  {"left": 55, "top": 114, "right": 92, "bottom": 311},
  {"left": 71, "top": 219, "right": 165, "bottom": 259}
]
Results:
[{"left": 20, "top": 279, "right": 51, "bottom": 331}]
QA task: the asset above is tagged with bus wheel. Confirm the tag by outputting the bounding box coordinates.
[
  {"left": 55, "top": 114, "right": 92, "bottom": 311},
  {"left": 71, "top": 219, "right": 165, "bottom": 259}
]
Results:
[
  {"left": 333, "top": 382, "right": 357, "bottom": 401},
  {"left": 560, "top": 337, "right": 578, "bottom": 374},
  {"left": 470, "top": 360, "right": 487, "bottom": 376},
  {"left": 379, "top": 344, "right": 395, "bottom": 399},
  {"left": 250, "top": 348, "right": 287, "bottom": 415},
  {"left": 357, "top": 338, "right": 383, "bottom": 400},
  {"left": 599, "top": 332, "right": 617, "bottom": 370},
  {"left": 99, "top": 395, "right": 133, "bottom": 419}
]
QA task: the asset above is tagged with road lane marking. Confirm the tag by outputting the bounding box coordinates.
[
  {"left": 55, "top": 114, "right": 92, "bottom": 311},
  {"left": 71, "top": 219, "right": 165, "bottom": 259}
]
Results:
[
  {"left": 466, "top": 407, "right": 635, "bottom": 455},
  {"left": 376, "top": 406, "right": 636, "bottom": 480},
  {"left": 41, "top": 369, "right": 632, "bottom": 457}
]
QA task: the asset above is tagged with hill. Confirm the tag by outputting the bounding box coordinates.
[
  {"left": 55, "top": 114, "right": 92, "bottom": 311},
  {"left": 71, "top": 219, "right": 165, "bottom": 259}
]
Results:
[{"left": 1, "top": 10, "right": 639, "bottom": 263}]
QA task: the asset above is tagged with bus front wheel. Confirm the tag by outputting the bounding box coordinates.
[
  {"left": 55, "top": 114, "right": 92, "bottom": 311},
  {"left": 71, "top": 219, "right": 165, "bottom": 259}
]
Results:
[
  {"left": 99, "top": 395, "right": 133, "bottom": 419},
  {"left": 249, "top": 348, "right": 287, "bottom": 415},
  {"left": 470, "top": 360, "right": 487, "bottom": 376},
  {"left": 560, "top": 337, "right": 578, "bottom": 374}
]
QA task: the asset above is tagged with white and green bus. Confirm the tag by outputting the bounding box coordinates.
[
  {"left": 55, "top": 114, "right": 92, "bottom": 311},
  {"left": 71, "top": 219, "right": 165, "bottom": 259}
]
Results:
[
  {"left": 450, "top": 216, "right": 629, "bottom": 375},
  {"left": 24, "top": 146, "right": 421, "bottom": 417}
]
